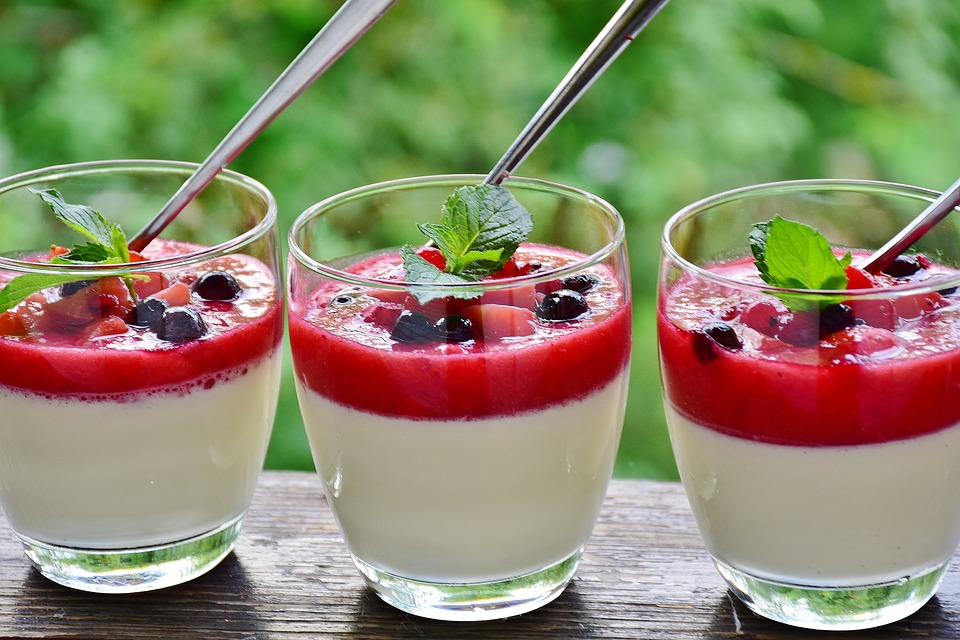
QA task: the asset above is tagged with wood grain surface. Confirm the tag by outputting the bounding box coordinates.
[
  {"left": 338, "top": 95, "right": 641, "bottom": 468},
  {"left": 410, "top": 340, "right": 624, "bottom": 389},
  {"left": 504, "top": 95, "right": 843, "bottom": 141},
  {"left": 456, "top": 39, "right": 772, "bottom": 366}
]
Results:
[{"left": 1, "top": 471, "right": 957, "bottom": 639}]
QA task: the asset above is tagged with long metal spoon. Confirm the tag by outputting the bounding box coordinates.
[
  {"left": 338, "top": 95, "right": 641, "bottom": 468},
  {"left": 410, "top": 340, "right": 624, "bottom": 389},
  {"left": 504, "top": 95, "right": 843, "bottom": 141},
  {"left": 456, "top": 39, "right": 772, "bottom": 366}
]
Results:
[
  {"left": 861, "top": 175, "right": 960, "bottom": 274},
  {"left": 128, "top": 0, "right": 397, "bottom": 251},
  {"left": 485, "top": 0, "right": 671, "bottom": 186}
]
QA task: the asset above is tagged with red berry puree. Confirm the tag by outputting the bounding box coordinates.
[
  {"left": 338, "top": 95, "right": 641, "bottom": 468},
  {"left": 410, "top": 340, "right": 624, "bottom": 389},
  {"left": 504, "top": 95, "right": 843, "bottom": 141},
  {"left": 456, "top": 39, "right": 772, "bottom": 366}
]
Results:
[
  {"left": 290, "top": 243, "right": 632, "bottom": 420},
  {"left": 659, "top": 253, "right": 960, "bottom": 446},
  {"left": 0, "top": 240, "right": 282, "bottom": 398}
]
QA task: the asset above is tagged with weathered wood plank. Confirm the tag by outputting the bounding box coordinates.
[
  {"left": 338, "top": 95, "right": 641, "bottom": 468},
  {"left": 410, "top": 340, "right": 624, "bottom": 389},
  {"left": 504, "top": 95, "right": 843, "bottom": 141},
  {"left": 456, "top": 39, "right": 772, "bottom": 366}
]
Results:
[{"left": 0, "top": 472, "right": 957, "bottom": 639}]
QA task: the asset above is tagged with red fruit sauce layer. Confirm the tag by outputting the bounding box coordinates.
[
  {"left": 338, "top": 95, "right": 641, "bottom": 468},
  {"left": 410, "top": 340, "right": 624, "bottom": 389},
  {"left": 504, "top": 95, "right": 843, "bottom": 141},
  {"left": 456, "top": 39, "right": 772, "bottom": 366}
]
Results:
[
  {"left": 0, "top": 240, "right": 283, "bottom": 398},
  {"left": 659, "top": 255, "right": 960, "bottom": 447},
  {"left": 290, "top": 244, "right": 632, "bottom": 420}
]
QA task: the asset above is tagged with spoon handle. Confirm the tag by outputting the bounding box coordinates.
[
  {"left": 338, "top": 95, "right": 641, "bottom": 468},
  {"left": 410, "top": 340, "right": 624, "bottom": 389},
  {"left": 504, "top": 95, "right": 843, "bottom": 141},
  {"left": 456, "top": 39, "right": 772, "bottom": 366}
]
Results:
[
  {"left": 485, "top": 0, "right": 671, "bottom": 186},
  {"left": 861, "top": 175, "right": 960, "bottom": 274},
  {"left": 129, "top": 0, "right": 397, "bottom": 251}
]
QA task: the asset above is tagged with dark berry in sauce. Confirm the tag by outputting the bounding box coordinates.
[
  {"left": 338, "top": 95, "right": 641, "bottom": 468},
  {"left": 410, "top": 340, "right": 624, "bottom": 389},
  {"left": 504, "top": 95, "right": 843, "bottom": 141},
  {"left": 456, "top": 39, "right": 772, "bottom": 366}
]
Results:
[
  {"left": 391, "top": 310, "right": 436, "bottom": 344},
  {"left": 193, "top": 271, "right": 242, "bottom": 301},
  {"left": 537, "top": 290, "right": 590, "bottom": 322},
  {"left": 818, "top": 303, "right": 856, "bottom": 336},
  {"left": 560, "top": 273, "right": 600, "bottom": 294},
  {"left": 60, "top": 280, "right": 95, "bottom": 297},
  {"left": 434, "top": 314, "right": 473, "bottom": 343},
  {"left": 692, "top": 322, "right": 743, "bottom": 363},
  {"left": 882, "top": 255, "right": 923, "bottom": 279},
  {"left": 157, "top": 307, "right": 207, "bottom": 343},
  {"left": 134, "top": 297, "right": 170, "bottom": 331}
]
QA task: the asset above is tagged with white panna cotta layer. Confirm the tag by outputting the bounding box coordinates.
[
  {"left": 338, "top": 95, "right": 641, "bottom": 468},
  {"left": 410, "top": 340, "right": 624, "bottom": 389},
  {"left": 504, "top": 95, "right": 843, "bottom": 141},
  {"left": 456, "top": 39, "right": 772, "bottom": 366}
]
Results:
[
  {"left": 0, "top": 350, "right": 281, "bottom": 549},
  {"left": 665, "top": 404, "right": 960, "bottom": 586},
  {"left": 297, "top": 371, "right": 628, "bottom": 584}
]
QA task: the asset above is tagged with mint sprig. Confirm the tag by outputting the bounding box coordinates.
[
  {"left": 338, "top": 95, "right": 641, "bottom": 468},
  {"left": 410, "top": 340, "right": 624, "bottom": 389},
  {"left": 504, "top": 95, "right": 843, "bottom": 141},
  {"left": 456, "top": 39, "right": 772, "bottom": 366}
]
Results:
[
  {"left": 402, "top": 184, "right": 533, "bottom": 303},
  {"left": 0, "top": 189, "right": 135, "bottom": 313},
  {"left": 749, "top": 215, "right": 851, "bottom": 310}
]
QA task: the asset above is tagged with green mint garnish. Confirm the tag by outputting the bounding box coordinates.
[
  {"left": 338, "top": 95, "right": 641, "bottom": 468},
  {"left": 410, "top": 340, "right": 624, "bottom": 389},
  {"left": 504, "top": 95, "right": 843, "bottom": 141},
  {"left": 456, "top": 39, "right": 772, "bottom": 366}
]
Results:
[
  {"left": 402, "top": 184, "right": 533, "bottom": 303},
  {"left": 749, "top": 215, "right": 851, "bottom": 310},
  {"left": 0, "top": 189, "right": 135, "bottom": 313}
]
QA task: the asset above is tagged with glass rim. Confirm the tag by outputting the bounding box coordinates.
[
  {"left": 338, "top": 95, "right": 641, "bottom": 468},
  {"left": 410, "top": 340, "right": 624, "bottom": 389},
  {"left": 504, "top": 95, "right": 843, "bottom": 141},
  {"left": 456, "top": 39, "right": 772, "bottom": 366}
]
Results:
[
  {"left": 288, "top": 173, "right": 626, "bottom": 292},
  {"left": 0, "top": 159, "right": 277, "bottom": 276},
  {"left": 661, "top": 178, "right": 960, "bottom": 297}
]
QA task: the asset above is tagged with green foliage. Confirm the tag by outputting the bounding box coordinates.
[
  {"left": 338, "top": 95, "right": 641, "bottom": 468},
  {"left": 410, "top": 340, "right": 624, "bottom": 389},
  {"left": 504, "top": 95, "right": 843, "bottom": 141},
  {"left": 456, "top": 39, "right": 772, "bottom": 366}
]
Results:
[{"left": 3, "top": 0, "right": 960, "bottom": 479}]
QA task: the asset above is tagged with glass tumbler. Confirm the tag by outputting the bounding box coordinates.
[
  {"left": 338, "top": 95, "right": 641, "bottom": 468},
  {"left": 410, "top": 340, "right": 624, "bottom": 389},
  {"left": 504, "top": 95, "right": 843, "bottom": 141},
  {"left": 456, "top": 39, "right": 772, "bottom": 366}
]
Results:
[
  {"left": 287, "top": 174, "right": 632, "bottom": 621},
  {"left": 658, "top": 179, "right": 960, "bottom": 630},
  {"left": 0, "top": 160, "right": 283, "bottom": 592}
]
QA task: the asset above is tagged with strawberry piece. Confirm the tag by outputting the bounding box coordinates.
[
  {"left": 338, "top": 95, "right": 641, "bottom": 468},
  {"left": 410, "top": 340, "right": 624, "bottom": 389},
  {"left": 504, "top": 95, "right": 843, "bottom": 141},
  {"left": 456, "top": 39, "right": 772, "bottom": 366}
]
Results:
[
  {"left": 491, "top": 259, "right": 534, "bottom": 279},
  {"left": 82, "top": 315, "right": 129, "bottom": 340},
  {"left": 150, "top": 282, "right": 191, "bottom": 307},
  {"left": 825, "top": 325, "right": 899, "bottom": 358},
  {"left": 48, "top": 245, "right": 69, "bottom": 259},
  {"left": 461, "top": 304, "right": 536, "bottom": 339},
  {"left": 479, "top": 285, "right": 538, "bottom": 310},
  {"left": 847, "top": 298, "right": 897, "bottom": 330},
  {"left": 740, "top": 299, "right": 788, "bottom": 337},
  {"left": 360, "top": 302, "right": 404, "bottom": 328},
  {"left": 87, "top": 277, "right": 136, "bottom": 320},
  {"left": 0, "top": 311, "right": 26, "bottom": 336},
  {"left": 777, "top": 311, "right": 819, "bottom": 346},
  {"left": 415, "top": 247, "right": 446, "bottom": 271}
]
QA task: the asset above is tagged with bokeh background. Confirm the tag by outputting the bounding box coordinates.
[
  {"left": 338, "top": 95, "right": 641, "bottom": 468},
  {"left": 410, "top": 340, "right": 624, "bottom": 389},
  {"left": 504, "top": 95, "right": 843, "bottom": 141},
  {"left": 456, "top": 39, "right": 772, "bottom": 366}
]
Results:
[{"left": 3, "top": 0, "right": 960, "bottom": 479}]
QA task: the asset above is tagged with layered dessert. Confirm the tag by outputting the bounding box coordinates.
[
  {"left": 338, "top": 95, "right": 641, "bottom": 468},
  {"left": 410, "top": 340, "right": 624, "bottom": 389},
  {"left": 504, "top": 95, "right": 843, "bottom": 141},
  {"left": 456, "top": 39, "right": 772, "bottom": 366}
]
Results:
[
  {"left": 0, "top": 238, "right": 283, "bottom": 550},
  {"left": 659, "top": 236, "right": 960, "bottom": 591},
  {"left": 289, "top": 244, "right": 631, "bottom": 583}
]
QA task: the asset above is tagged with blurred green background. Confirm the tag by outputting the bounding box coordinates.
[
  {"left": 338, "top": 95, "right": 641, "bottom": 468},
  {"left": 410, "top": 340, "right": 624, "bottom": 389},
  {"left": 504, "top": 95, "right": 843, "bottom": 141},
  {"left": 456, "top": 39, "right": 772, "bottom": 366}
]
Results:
[{"left": 3, "top": 0, "right": 960, "bottom": 479}]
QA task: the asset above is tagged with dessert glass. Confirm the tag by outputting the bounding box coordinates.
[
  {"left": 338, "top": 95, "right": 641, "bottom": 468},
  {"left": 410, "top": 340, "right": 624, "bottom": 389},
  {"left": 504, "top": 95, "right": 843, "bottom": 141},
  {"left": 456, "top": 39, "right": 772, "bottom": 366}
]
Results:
[
  {"left": 0, "top": 160, "right": 283, "bottom": 593},
  {"left": 287, "top": 174, "right": 631, "bottom": 621},
  {"left": 658, "top": 179, "right": 960, "bottom": 630}
]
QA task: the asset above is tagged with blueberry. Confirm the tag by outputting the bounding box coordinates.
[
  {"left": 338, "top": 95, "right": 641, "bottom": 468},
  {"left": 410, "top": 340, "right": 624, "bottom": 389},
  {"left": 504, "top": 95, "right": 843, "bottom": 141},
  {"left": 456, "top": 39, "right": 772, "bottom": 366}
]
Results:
[
  {"left": 692, "top": 322, "right": 743, "bottom": 363},
  {"left": 157, "top": 307, "right": 206, "bottom": 343},
  {"left": 881, "top": 255, "right": 923, "bottom": 279},
  {"left": 434, "top": 314, "right": 473, "bottom": 343},
  {"left": 390, "top": 310, "right": 436, "bottom": 344},
  {"left": 193, "top": 271, "right": 241, "bottom": 301},
  {"left": 134, "top": 297, "right": 170, "bottom": 331},
  {"left": 537, "top": 290, "right": 590, "bottom": 322},
  {"left": 60, "top": 280, "right": 95, "bottom": 297},
  {"left": 818, "top": 303, "right": 856, "bottom": 336},
  {"left": 560, "top": 273, "right": 600, "bottom": 294}
]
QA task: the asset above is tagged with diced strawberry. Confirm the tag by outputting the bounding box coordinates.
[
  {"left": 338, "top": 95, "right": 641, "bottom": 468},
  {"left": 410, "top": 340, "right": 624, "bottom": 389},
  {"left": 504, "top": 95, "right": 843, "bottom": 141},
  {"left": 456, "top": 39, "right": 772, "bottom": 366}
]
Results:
[
  {"left": 825, "top": 325, "right": 899, "bottom": 358},
  {"left": 150, "top": 282, "right": 191, "bottom": 307},
  {"left": 360, "top": 302, "right": 404, "bottom": 328},
  {"left": 48, "top": 245, "right": 69, "bottom": 259},
  {"left": 367, "top": 288, "right": 409, "bottom": 305},
  {"left": 460, "top": 304, "right": 536, "bottom": 339},
  {"left": 740, "top": 299, "right": 789, "bottom": 337},
  {"left": 86, "top": 277, "right": 136, "bottom": 320},
  {"left": 479, "top": 285, "right": 538, "bottom": 310},
  {"left": 777, "top": 311, "right": 820, "bottom": 346},
  {"left": 82, "top": 315, "right": 129, "bottom": 340},
  {"left": 44, "top": 291, "right": 97, "bottom": 328},
  {"left": 491, "top": 259, "right": 534, "bottom": 279},
  {"left": 893, "top": 296, "right": 923, "bottom": 321},
  {"left": 133, "top": 273, "right": 166, "bottom": 299},
  {"left": 415, "top": 247, "right": 446, "bottom": 271},
  {"left": 536, "top": 279, "right": 563, "bottom": 294},
  {"left": 0, "top": 311, "right": 26, "bottom": 336},
  {"left": 916, "top": 254, "right": 932, "bottom": 270},
  {"left": 847, "top": 298, "right": 897, "bottom": 330}
]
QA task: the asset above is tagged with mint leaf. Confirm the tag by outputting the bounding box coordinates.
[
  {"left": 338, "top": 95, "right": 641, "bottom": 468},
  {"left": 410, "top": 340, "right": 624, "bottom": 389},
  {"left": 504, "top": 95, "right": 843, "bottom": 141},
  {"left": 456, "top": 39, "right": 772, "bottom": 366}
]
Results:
[
  {"left": 417, "top": 184, "right": 533, "bottom": 278},
  {"left": 749, "top": 215, "right": 851, "bottom": 310},
  {"left": 0, "top": 190, "right": 134, "bottom": 313},
  {"left": 402, "top": 183, "right": 534, "bottom": 304}
]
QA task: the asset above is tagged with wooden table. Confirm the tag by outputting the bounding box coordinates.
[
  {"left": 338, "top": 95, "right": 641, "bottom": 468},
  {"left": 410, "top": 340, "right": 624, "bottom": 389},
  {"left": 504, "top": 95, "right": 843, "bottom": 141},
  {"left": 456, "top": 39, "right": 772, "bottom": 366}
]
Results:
[{"left": 1, "top": 471, "right": 957, "bottom": 639}]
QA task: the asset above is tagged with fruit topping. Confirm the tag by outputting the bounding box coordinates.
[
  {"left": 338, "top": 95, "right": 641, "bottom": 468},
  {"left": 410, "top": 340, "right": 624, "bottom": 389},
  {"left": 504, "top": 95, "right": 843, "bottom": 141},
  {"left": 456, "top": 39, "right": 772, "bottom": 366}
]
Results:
[
  {"left": 461, "top": 304, "right": 537, "bottom": 339},
  {"left": 537, "top": 289, "right": 590, "bottom": 322},
  {"left": 390, "top": 310, "right": 436, "bottom": 344},
  {"left": 60, "top": 280, "right": 94, "bottom": 297},
  {"left": 561, "top": 273, "right": 600, "bottom": 293},
  {"left": 882, "top": 254, "right": 924, "bottom": 279},
  {"left": 193, "top": 271, "right": 241, "bottom": 301},
  {"left": 740, "top": 300, "right": 788, "bottom": 337},
  {"left": 415, "top": 247, "right": 446, "bottom": 271},
  {"left": 151, "top": 282, "right": 192, "bottom": 307},
  {"left": 434, "top": 314, "right": 473, "bottom": 343},
  {"left": 157, "top": 307, "right": 207, "bottom": 343},
  {"left": 818, "top": 303, "right": 857, "bottom": 336},
  {"left": 361, "top": 301, "right": 404, "bottom": 328},
  {"left": 777, "top": 312, "right": 820, "bottom": 346},
  {"left": 134, "top": 297, "right": 170, "bottom": 331}
]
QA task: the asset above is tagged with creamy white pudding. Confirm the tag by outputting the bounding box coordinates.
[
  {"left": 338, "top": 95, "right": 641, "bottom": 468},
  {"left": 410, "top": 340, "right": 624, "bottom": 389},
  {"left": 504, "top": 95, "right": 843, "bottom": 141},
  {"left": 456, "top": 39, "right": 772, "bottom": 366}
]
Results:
[
  {"left": 297, "top": 370, "right": 627, "bottom": 583},
  {"left": 0, "top": 350, "right": 280, "bottom": 549},
  {"left": 665, "top": 404, "right": 960, "bottom": 586}
]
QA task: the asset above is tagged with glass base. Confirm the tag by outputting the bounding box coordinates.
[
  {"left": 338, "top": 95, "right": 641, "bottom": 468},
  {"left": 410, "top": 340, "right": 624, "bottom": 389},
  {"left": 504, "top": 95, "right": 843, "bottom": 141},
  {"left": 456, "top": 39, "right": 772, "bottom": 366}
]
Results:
[
  {"left": 715, "top": 558, "right": 948, "bottom": 631},
  {"left": 16, "top": 515, "right": 244, "bottom": 594},
  {"left": 353, "top": 548, "right": 583, "bottom": 621}
]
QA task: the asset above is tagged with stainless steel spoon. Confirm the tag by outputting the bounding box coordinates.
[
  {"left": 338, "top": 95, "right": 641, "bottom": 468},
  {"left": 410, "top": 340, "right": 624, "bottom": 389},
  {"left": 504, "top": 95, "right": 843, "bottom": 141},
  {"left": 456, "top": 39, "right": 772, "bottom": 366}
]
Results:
[
  {"left": 861, "top": 175, "right": 960, "bottom": 274},
  {"left": 485, "top": 0, "right": 671, "bottom": 186},
  {"left": 129, "top": 0, "right": 397, "bottom": 251}
]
